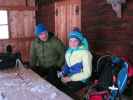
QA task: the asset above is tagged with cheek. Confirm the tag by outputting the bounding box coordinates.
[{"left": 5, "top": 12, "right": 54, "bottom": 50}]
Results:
[
  {"left": 69, "top": 41, "right": 79, "bottom": 48},
  {"left": 39, "top": 34, "right": 47, "bottom": 40},
  {"left": 69, "top": 42, "right": 73, "bottom": 47}
]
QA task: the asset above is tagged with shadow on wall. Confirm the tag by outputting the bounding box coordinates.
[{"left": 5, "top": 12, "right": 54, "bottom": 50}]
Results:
[
  {"left": 92, "top": 32, "right": 107, "bottom": 52},
  {"left": 91, "top": 32, "right": 132, "bottom": 56},
  {"left": 127, "top": 44, "right": 133, "bottom": 65}
]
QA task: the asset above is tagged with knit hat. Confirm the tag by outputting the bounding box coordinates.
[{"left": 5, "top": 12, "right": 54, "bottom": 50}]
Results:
[
  {"left": 68, "top": 31, "right": 89, "bottom": 50},
  {"left": 68, "top": 31, "right": 84, "bottom": 42},
  {"left": 72, "top": 27, "right": 81, "bottom": 33},
  {"left": 35, "top": 24, "right": 48, "bottom": 37}
]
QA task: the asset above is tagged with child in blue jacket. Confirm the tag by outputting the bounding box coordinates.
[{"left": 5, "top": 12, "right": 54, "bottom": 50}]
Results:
[{"left": 58, "top": 30, "right": 92, "bottom": 96}]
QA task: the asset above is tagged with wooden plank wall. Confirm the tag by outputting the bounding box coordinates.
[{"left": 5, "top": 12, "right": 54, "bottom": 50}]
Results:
[
  {"left": 37, "top": 4, "right": 55, "bottom": 33},
  {"left": 81, "top": 0, "right": 133, "bottom": 63},
  {"left": 55, "top": 1, "right": 67, "bottom": 44},
  {"left": 0, "top": 0, "right": 35, "bottom": 6},
  {"left": 0, "top": 0, "right": 36, "bottom": 62},
  {"left": 37, "top": 0, "right": 133, "bottom": 63},
  {"left": 55, "top": 0, "right": 81, "bottom": 45},
  {"left": 38, "top": 0, "right": 81, "bottom": 45}
]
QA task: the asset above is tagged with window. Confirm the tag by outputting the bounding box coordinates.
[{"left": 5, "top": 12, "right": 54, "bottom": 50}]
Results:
[{"left": 0, "top": 10, "right": 9, "bottom": 39}]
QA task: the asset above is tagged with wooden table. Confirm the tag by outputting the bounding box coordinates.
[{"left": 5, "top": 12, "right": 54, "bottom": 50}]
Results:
[{"left": 0, "top": 67, "right": 73, "bottom": 100}]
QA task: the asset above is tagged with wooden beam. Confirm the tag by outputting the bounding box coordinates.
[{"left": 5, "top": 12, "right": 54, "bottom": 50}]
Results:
[
  {"left": 0, "top": 5, "right": 37, "bottom": 11},
  {"left": 0, "top": 37, "right": 35, "bottom": 42}
]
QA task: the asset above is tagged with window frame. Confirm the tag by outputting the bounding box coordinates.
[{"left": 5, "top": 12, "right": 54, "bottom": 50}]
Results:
[{"left": 0, "top": 10, "right": 10, "bottom": 40}]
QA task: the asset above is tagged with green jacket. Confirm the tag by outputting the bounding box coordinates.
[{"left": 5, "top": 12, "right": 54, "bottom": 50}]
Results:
[{"left": 30, "top": 35, "right": 65, "bottom": 69}]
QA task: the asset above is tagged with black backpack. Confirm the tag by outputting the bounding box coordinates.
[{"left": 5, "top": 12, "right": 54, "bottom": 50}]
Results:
[
  {"left": 0, "top": 52, "right": 21, "bottom": 70},
  {"left": 91, "top": 54, "right": 113, "bottom": 91}
]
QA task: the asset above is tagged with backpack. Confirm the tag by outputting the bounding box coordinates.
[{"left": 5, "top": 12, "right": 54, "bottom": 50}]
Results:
[{"left": 0, "top": 52, "right": 21, "bottom": 70}]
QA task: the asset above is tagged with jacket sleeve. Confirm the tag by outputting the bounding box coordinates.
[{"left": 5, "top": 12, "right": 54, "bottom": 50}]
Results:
[
  {"left": 62, "top": 64, "right": 70, "bottom": 75},
  {"left": 70, "top": 51, "right": 92, "bottom": 81},
  {"left": 30, "top": 41, "right": 37, "bottom": 67},
  {"left": 55, "top": 38, "right": 65, "bottom": 68}
]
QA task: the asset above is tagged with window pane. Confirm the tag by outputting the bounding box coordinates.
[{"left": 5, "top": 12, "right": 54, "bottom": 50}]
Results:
[
  {"left": 0, "top": 10, "right": 8, "bottom": 24},
  {"left": 0, "top": 25, "right": 9, "bottom": 39}
]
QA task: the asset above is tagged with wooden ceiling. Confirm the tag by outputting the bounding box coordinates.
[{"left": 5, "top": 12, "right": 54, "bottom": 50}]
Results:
[{"left": 36, "top": 0, "right": 64, "bottom": 5}]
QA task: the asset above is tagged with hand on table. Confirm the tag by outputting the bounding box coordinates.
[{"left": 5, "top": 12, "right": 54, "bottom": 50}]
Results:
[{"left": 61, "top": 76, "right": 72, "bottom": 83}]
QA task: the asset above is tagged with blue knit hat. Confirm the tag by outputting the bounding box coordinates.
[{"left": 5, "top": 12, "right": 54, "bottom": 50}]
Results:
[
  {"left": 68, "top": 31, "right": 89, "bottom": 50},
  {"left": 68, "top": 31, "right": 84, "bottom": 42},
  {"left": 35, "top": 24, "right": 48, "bottom": 36}
]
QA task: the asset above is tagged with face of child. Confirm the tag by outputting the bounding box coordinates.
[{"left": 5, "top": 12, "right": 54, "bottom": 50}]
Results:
[
  {"left": 39, "top": 32, "right": 48, "bottom": 41},
  {"left": 69, "top": 38, "right": 80, "bottom": 49}
]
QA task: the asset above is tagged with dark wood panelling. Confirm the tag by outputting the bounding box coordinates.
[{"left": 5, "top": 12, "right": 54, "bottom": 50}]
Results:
[
  {"left": 37, "top": 0, "right": 133, "bottom": 62},
  {"left": 38, "top": 0, "right": 81, "bottom": 45},
  {"left": 0, "top": 0, "right": 35, "bottom": 10},
  {"left": 0, "top": 5, "right": 36, "bottom": 10},
  {"left": 37, "top": 4, "right": 55, "bottom": 32},
  {"left": 67, "top": 0, "right": 81, "bottom": 33},
  {"left": 55, "top": 0, "right": 81, "bottom": 45},
  {"left": 0, "top": 0, "right": 35, "bottom": 6},
  {"left": 81, "top": 0, "right": 133, "bottom": 61}
]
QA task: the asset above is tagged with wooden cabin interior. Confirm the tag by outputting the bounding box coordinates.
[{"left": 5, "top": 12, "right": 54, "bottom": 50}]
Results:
[
  {"left": 0, "top": 0, "right": 133, "bottom": 100},
  {"left": 0, "top": 0, "right": 133, "bottom": 63}
]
